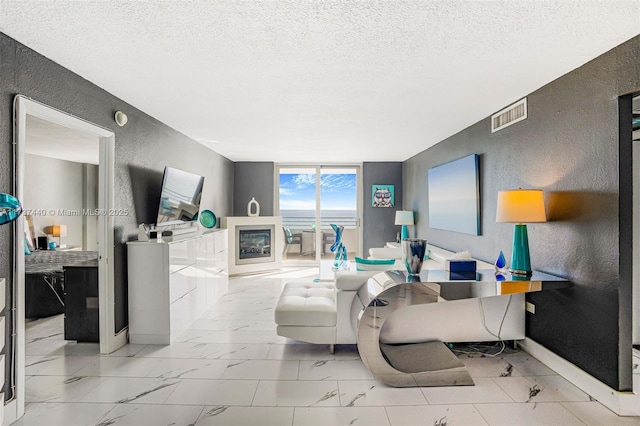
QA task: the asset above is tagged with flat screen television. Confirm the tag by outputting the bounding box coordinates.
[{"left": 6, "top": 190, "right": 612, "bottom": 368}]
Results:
[
  {"left": 156, "top": 166, "right": 204, "bottom": 226},
  {"left": 427, "top": 154, "right": 480, "bottom": 235}
]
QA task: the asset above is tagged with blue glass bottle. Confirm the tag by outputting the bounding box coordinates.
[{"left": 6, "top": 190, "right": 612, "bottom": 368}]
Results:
[{"left": 495, "top": 250, "right": 507, "bottom": 273}]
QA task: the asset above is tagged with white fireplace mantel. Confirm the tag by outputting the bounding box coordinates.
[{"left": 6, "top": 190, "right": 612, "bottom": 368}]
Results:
[{"left": 221, "top": 216, "right": 283, "bottom": 275}]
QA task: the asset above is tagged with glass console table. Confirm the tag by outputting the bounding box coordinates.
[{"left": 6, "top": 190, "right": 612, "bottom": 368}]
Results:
[{"left": 356, "top": 269, "right": 571, "bottom": 388}]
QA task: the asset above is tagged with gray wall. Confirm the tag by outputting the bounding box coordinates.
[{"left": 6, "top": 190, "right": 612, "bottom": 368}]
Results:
[
  {"left": 363, "top": 162, "right": 403, "bottom": 254},
  {"left": 404, "top": 36, "right": 640, "bottom": 390},
  {"left": 24, "top": 154, "right": 87, "bottom": 248},
  {"left": 232, "top": 162, "right": 403, "bottom": 255},
  {"left": 0, "top": 33, "right": 234, "bottom": 397},
  {"left": 233, "top": 162, "right": 274, "bottom": 216},
  {"left": 83, "top": 164, "right": 99, "bottom": 251}
]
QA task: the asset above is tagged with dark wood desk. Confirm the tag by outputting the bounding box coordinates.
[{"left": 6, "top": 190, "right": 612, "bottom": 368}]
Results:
[{"left": 63, "top": 259, "right": 99, "bottom": 342}]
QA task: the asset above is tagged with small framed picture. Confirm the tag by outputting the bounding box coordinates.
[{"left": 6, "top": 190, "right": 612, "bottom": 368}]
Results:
[{"left": 372, "top": 185, "right": 394, "bottom": 208}]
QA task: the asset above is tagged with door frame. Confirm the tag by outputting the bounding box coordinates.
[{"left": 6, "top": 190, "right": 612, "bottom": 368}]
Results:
[
  {"left": 632, "top": 94, "right": 640, "bottom": 348},
  {"left": 6, "top": 96, "right": 125, "bottom": 423}
]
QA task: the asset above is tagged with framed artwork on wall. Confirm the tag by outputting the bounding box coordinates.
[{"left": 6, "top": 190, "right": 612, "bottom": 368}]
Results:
[
  {"left": 427, "top": 154, "right": 480, "bottom": 235},
  {"left": 372, "top": 185, "right": 394, "bottom": 208}
]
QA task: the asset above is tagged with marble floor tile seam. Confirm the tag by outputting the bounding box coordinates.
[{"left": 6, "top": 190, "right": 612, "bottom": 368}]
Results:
[
  {"left": 472, "top": 402, "right": 588, "bottom": 426},
  {"left": 250, "top": 379, "right": 341, "bottom": 407},
  {"left": 26, "top": 376, "right": 109, "bottom": 404},
  {"left": 463, "top": 364, "right": 557, "bottom": 380},
  {"left": 28, "top": 373, "right": 377, "bottom": 383},
  {"left": 468, "top": 400, "right": 585, "bottom": 407},
  {"left": 559, "top": 401, "right": 640, "bottom": 424},
  {"left": 489, "top": 374, "right": 592, "bottom": 404},
  {"left": 470, "top": 402, "right": 515, "bottom": 426},
  {"left": 248, "top": 377, "right": 263, "bottom": 407},
  {"left": 112, "top": 400, "right": 275, "bottom": 408},
  {"left": 180, "top": 376, "right": 379, "bottom": 383},
  {"left": 291, "top": 406, "right": 393, "bottom": 426}
]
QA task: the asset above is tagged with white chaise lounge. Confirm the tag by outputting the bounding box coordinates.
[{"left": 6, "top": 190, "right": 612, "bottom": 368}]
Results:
[{"left": 274, "top": 271, "right": 377, "bottom": 353}]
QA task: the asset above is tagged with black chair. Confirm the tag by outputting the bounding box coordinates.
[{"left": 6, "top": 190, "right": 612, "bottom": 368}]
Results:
[
  {"left": 321, "top": 231, "right": 335, "bottom": 255},
  {"left": 282, "top": 227, "right": 302, "bottom": 256}
]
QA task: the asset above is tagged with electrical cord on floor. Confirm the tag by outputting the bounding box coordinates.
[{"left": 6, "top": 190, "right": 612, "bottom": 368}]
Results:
[
  {"left": 450, "top": 341, "right": 507, "bottom": 358},
  {"left": 451, "top": 295, "right": 515, "bottom": 358},
  {"left": 478, "top": 294, "right": 512, "bottom": 340}
]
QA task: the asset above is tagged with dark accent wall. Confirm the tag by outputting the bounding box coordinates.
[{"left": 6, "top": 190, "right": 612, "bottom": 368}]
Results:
[
  {"left": 363, "top": 162, "right": 403, "bottom": 254},
  {"left": 0, "top": 33, "right": 234, "bottom": 396},
  {"left": 233, "top": 162, "right": 274, "bottom": 216},
  {"left": 404, "top": 36, "right": 640, "bottom": 390}
]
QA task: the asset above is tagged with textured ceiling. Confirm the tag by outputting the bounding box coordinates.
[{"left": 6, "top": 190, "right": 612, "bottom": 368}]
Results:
[{"left": 1, "top": 1, "right": 639, "bottom": 163}]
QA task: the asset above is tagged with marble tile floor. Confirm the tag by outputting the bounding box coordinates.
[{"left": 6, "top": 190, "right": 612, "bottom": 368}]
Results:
[{"left": 17, "top": 267, "right": 640, "bottom": 426}]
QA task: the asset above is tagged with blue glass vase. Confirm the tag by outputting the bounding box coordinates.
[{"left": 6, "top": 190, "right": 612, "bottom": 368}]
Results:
[
  {"left": 330, "top": 224, "right": 348, "bottom": 270},
  {"left": 495, "top": 250, "right": 507, "bottom": 273},
  {"left": 402, "top": 238, "right": 427, "bottom": 276}
]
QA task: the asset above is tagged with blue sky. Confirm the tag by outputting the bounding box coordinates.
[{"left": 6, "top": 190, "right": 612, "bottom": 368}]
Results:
[{"left": 279, "top": 173, "right": 356, "bottom": 210}]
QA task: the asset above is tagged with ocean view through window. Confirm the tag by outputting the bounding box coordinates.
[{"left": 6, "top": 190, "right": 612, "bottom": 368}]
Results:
[
  {"left": 279, "top": 171, "right": 357, "bottom": 229},
  {"left": 278, "top": 166, "right": 359, "bottom": 261}
]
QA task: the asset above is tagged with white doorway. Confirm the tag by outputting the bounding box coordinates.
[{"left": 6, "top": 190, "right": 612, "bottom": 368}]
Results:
[
  {"left": 630, "top": 94, "right": 639, "bottom": 396},
  {"left": 6, "top": 96, "right": 125, "bottom": 423},
  {"left": 632, "top": 94, "right": 640, "bottom": 348}
]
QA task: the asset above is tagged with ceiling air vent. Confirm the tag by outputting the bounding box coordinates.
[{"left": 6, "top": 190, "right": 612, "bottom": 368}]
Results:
[{"left": 491, "top": 98, "right": 527, "bottom": 133}]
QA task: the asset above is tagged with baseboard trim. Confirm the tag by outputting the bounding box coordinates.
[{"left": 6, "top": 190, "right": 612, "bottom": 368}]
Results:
[{"left": 519, "top": 338, "right": 640, "bottom": 416}]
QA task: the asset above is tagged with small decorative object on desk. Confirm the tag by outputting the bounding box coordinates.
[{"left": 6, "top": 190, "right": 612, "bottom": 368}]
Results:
[
  {"left": 330, "top": 224, "right": 348, "bottom": 270},
  {"left": 247, "top": 197, "right": 260, "bottom": 217},
  {"left": 495, "top": 250, "right": 508, "bottom": 273},
  {"left": 402, "top": 238, "right": 427, "bottom": 276},
  {"left": 199, "top": 209, "right": 217, "bottom": 228},
  {"left": 137, "top": 223, "right": 150, "bottom": 242}
]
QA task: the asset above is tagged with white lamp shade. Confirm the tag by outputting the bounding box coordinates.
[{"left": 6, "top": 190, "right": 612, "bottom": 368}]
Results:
[
  {"left": 496, "top": 189, "right": 546, "bottom": 223},
  {"left": 395, "top": 210, "right": 414, "bottom": 226}
]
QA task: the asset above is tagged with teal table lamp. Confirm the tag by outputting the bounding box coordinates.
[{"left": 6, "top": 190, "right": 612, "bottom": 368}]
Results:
[
  {"left": 395, "top": 210, "right": 414, "bottom": 240},
  {"left": 496, "top": 189, "right": 546, "bottom": 276}
]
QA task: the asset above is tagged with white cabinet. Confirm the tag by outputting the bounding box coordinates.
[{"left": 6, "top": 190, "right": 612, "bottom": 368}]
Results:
[{"left": 127, "top": 230, "right": 228, "bottom": 344}]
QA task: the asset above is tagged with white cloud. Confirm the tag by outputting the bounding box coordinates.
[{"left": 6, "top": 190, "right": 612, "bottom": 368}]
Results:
[
  {"left": 321, "top": 174, "right": 356, "bottom": 192},
  {"left": 292, "top": 174, "right": 316, "bottom": 188}
]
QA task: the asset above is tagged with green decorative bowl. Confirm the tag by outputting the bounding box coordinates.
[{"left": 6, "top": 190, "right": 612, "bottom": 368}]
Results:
[{"left": 199, "top": 209, "right": 217, "bottom": 228}]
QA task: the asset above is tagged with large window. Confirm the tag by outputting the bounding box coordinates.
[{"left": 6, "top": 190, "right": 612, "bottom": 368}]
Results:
[{"left": 278, "top": 166, "right": 359, "bottom": 263}]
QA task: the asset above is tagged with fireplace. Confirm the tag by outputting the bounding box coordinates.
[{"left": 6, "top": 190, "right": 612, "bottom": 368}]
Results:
[
  {"left": 222, "top": 216, "right": 282, "bottom": 275},
  {"left": 236, "top": 226, "right": 274, "bottom": 265}
]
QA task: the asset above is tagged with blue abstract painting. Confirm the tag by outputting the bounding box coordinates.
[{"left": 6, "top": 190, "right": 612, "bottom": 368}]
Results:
[{"left": 427, "top": 154, "right": 480, "bottom": 235}]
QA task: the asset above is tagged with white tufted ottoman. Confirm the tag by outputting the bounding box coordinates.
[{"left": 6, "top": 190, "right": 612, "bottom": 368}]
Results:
[{"left": 275, "top": 281, "right": 337, "bottom": 353}]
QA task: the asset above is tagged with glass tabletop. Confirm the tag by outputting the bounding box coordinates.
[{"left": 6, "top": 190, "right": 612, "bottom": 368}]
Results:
[{"left": 372, "top": 269, "right": 571, "bottom": 302}]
